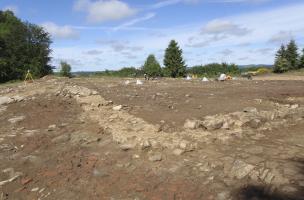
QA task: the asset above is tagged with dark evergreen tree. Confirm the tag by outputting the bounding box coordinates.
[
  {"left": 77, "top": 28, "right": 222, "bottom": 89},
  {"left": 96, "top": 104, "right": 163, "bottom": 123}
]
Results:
[
  {"left": 286, "top": 40, "right": 299, "bottom": 69},
  {"left": 163, "top": 40, "right": 186, "bottom": 78},
  {"left": 300, "top": 48, "right": 304, "bottom": 69},
  {"left": 142, "top": 54, "right": 161, "bottom": 78},
  {"left": 274, "top": 44, "right": 289, "bottom": 73}
]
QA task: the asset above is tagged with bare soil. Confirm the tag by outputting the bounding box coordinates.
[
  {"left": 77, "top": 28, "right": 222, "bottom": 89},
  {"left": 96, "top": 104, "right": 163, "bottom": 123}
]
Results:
[{"left": 0, "top": 75, "right": 304, "bottom": 200}]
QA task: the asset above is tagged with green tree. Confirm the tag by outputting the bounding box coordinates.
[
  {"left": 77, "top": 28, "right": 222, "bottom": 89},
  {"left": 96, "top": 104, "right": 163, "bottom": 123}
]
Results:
[
  {"left": 143, "top": 54, "right": 161, "bottom": 77},
  {"left": 163, "top": 40, "right": 186, "bottom": 78},
  {"left": 0, "top": 10, "right": 53, "bottom": 83},
  {"left": 286, "top": 40, "right": 299, "bottom": 69},
  {"left": 274, "top": 57, "right": 289, "bottom": 73},
  {"left": 274, "top": 44, "right": 289, "bottom": 73},
  {"left": 300, "top": 48, "right": 304, "bottom": 69},
  {"left": 60, "top": 61, "right": 71, "bottom": 77}
]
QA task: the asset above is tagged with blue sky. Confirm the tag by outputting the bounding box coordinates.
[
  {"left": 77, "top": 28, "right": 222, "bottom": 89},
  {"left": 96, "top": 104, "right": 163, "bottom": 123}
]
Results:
[{"left": 1, "top": 0, "right": 304, "bottom": 71}]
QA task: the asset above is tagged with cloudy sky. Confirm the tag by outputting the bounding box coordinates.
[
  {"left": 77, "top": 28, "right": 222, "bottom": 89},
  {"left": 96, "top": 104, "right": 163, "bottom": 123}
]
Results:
[{"left": 1, "top": 0, "right": 304, "bottom": 71}]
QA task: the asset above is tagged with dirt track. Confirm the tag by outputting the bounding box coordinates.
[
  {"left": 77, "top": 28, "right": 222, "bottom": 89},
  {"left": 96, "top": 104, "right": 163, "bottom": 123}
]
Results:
[{"left": 0, "top": 76, "right": 304, "bottom": 200}]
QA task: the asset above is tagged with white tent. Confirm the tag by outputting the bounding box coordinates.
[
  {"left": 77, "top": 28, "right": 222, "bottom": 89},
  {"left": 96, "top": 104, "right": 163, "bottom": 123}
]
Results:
[
  {"left": 202, "top": 77, "right": 209, "bottom": 82},
  {"left": 219, "top": 74, "right": 227, "bottom": 81}
]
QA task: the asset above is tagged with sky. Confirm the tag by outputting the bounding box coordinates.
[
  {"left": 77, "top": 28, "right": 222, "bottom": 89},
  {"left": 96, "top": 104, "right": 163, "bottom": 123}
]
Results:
[{"left": 1, "top": 0, "right": 304, "bottom": 71}]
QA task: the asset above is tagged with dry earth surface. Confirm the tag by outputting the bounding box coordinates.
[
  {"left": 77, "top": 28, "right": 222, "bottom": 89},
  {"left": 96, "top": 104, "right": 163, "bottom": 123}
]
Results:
[{"left": 0, "top": 75, "right": 304, "bottom": 200}]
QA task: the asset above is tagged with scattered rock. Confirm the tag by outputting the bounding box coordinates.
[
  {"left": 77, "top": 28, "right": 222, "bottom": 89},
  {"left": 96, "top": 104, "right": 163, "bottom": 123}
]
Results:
[
  {"left": 113, "top": 105, "right": 123, "bottom": 111},
  {"left": 51, "top": 134, "right": 71, "bottom": 144},
  {"left": 120, "top": 143, "right": 135, "bottom": 151},
  {"left": 172, "top": 149, "right": 185, "bottom": 156},
  {"left": 31, "top": 187, "right": 39, "bottom": 192},
  {"left": 148, "top": 153, "right": 162, "bottom": 162},
  {"left": 243, "top": 107, "right": 258, "bottom": 113},
  {"left": 216, "top": 191, "right": 231, "bottom": 200},
  {"left": 140, "top": 140, "right": 151, "bottom": 150},
  {"left": 230, "top": 160, "right": 255, "bottom": 179},
  {"left": 202, "top": 118, "right": 224, "bottom": 130},
  {"left": 47, "top": 124, "right": 57, "bottom": 131},
  {"left": 243, "top": 118, "right": 263, "bottom": 129},
  {"left": 183, "top": 119, "right": 202, "bottom": 129},
  {"left": 0, "top": 96, "right": 14, "bottom": 105},
  {"left": 8, "top": 116, "right": 25, "bottom": 123}
]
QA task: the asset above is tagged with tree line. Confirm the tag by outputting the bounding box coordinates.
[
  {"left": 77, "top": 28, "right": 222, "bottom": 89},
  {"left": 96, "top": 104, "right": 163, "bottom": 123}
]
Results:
[
  {"left": 274, "top": 40, "right": 304, "bottom": 73},
  {"left": 0, "top": 10, "right": 53, "bottom": 83}
]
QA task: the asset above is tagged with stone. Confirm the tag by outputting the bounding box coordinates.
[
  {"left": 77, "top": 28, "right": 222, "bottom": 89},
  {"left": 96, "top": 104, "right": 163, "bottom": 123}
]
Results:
[
  {"left": 51, "top": 134, "right": 71, "bottom": 144},
  {"left": 172, "top": 149, "right": 185, "bottom": 156},
  {"left": 149, "top": 153, "right": 162, "bottom": 162},
  {"left": 199, "top": 163, "right": 211, "bottom": 172},
  {"left": 243, "top": 107, "right": 258, "bottom": 113},
  {"left": 183, "top": 119, "right": 201, "bottom": 129},
  {"left": 47, "top": 124, "right": 57, "bottom": 131},
  {"left": 12, "top": 96, "right": 25, "bottom": 102},
  {"left": 120, "top": 143, "right": 135, "bottom": 151},
  {"left": 216, "top": 191, "right": 231, "bottom": 200},
  {"left": 230, "top": 160, "right": 255, "bottom": 179},
  {"left": 244, "top": 119, "right": 263, "bottom": 129},
  {"left": 8, "top": 116, "right": 25, "bottom": 123},
  {"left": 202, "top": 118, "right": 224, "bottom": 130},
  {"left": 113, "top": 105, "right": 123, "bottom": 111},
  {"left": 281, "top": 185, "right": 297, "bottom": 193},
  {"left": 0, "top": 96, "right": 14, "bottom": 105},
  {"left": 140, "top": 140, "right": 151, "bottom": 150},
  {"left": 31, "top": 187, "right": 39, "bottom": 192}
]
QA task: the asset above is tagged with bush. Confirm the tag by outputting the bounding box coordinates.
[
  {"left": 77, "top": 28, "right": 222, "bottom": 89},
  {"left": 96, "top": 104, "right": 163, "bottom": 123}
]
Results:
[{"left": 59, "top": 61, "right": 71, "bottom": 77}]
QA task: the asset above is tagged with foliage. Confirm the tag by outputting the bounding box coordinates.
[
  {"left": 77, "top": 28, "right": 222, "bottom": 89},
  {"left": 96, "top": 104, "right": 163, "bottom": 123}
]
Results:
[
  {"left": 59, "top": 61, "right": 71, "bottom": 77},
  {"left": 256, "top": 68, "right": 272, "bottom": 74},
  {"left": 142, "top": 54, "right": 162, "bottom": 77},
  {"left": 187, "top": 63, "right": 240, "bottom": 77},
  {"left": 286, "top": 40, "right": 299, "bottom": 69},
  {"left": 274, "top": 57, "right": 289, "bottom": 73},
  {"left": 94, "top": 67, "right": 143, "bottom": 77},
  {"left": 0, "top": 10, "right": 53, "bottom": 83},
  {"left": 163, "top": 40, "right": 186, "bottom": 78},
  {"left": 300, "top": 48, "right": 304, "bottom": 69}
]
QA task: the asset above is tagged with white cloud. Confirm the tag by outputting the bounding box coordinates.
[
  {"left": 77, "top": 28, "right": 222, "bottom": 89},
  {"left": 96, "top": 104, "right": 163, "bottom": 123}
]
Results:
[
  {"left": 268, "top": 31, "right": 293, "bottom": 44},
  {"left": 42, "top": 22, "right": 79, "bottom": 39},
  {"left": 201, "top": 20, "right": 251, "bottom": 36},
  {"left": 3, "top": 5, "right": 18, "bottom": 14},
  {"left": 74, "top": 0, "right": 136, "bottom": 23},
  {"left": 113, "top": 13, "right": 156, "bottom": 31}
]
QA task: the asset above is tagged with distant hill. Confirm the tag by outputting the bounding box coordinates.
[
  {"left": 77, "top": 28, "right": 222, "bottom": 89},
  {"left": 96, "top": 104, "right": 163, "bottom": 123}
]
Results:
[{"left": 238, "top": 64, "right": 273, "bottom": 69}]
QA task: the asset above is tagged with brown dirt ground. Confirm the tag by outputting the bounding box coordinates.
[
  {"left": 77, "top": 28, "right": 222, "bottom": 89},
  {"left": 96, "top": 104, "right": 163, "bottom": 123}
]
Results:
[{"left": 0, "top": 76, "right": 304, "bottom": 200}]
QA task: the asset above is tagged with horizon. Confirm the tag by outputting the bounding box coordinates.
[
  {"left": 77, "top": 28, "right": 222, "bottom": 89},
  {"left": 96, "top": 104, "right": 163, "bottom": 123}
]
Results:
[{"left": 1, "top": 0, "right": 304, "bottom": 72}]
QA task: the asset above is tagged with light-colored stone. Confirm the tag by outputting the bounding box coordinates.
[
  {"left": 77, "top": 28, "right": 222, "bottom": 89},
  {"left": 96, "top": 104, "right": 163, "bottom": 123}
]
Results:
[
  {"left": 120, "top": 143, "right": 135, "bottom": 151},
  {"left": 51, "top": 134, "right": 71, "bottom": 144},
  {"left": 230, "top": 160, "right": 255, "bottom": 179},
  {"left": 183, "top": 119, "right": 201, "bottom": 129},
  {"left": 8, "top": 116, "right": 25, "bottom": 123},
  {"left": 149, "top": 153, "right": 162, "bottom": 162},
  {"left": 202, "top": 118, "right": 224, "bottom": 130},
  {"left": 0, "top": 96, "right": 14, "bottom": 105},
  {"left": 112, "top": 105, "right": 123, "bottom": 111},
  {"left": 172, "top": 149, "right": 185, "bottom": 156}
]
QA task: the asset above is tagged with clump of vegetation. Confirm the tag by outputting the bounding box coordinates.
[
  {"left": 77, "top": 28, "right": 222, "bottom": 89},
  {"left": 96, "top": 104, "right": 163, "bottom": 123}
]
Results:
[
  {"left": 142, "top": 54, "right": 162, "bottom": 78},
  {"left": 274, "top": 40, "right": 304, "bottom": 73},
  {"left": 94, "top": 67, "right": 143, "bottom": 77},
  {"left": 163, "top": 40, "right": 186, "bottom": 78},
  {"left": 0, "top": 10, "right": 53, "bottom": 83},
  {"left": 59, "top": 61, "right": 72, "bottom": 77},
  {"left": 187, "top": 63, "right": 240, "bottom": 77}
]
